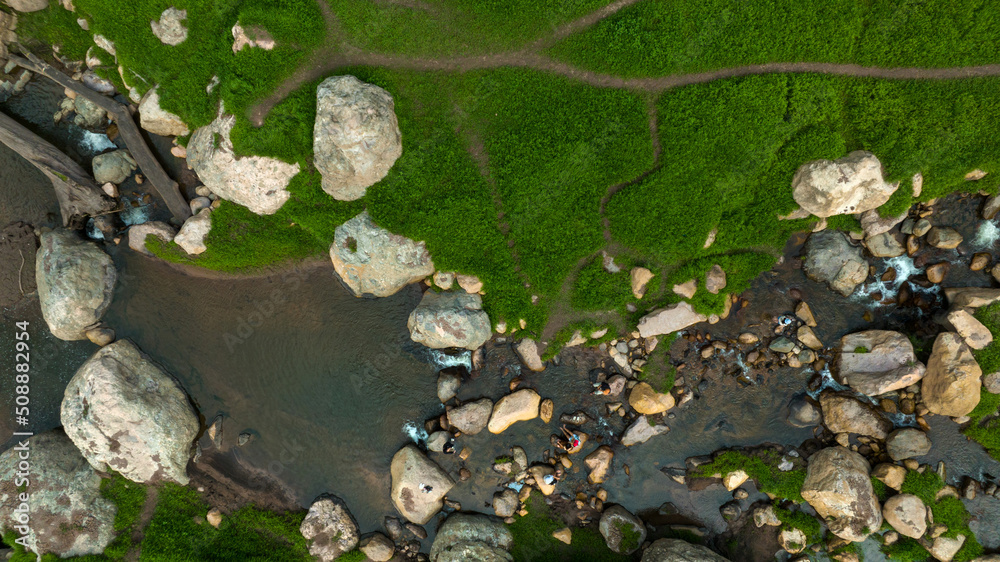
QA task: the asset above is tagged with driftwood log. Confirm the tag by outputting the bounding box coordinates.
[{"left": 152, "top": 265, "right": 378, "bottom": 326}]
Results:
[
  {"left": 0, "top": 109, "right": 114, "bottom": 227},
  {"left": 8, "top": 50, "right": 191, "bottom": 222}
]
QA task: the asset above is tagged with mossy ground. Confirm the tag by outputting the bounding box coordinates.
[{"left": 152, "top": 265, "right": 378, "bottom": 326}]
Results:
[
  {"left": 968, "top": 303, "right": 1000, "bottom": 460},
  {"left": 691, "top": 449, "right": 806, "bottom": 503},
  {"left": 506, "top": 494, "right": 632, "bottom": 562}
]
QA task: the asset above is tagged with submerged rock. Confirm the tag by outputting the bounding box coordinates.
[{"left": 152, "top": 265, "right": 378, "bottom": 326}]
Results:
[
  {"left": 314, "top": 75, "right": 402, "bottom": 201},
  {"left": 390, "top": 444, "right": 454, "bottom": 525},
  {"left": 801, "top": 447, "right": 881, "bottom": 542},
  {"left": 599, "top": 505, "right": 646, "bottom": 555},
  {"left": 330, "top": 211, "right": 434, "bottom": 297},
  {"left": 429, "top": 512, "right": 513, "bottom": 562},
  {"left": 640, "top": 539, "right": 731, "bottom": 562},
  {"left": 299, "top": 496, "right": 359, "bottom": 561},
  {"left": 188, "top": 111, "right": 300, "bottom": 215},
  {"left": 447, "top": 398, "right": 493, "bottom": 435},
  {"left": 61, "top": 340, "right": 199, "bottom": 484},
  {"left": 93, "top": 149, "right": 136, "bottom": 185},
  {"left": 835, "top": 330, "right": 926, "bottom": 395},
  {"left": 36, "top": 229, "right": 116, "bottom": 341},
  {"left": 820, "top": 392, "right": 892, "bottom": 439},
  {"left": 922, "top": 332, "right": 982, "bottom": 417},
  {"left": 787, "top": 394, "right": 822, "bottom": 427},
  {"left": 637, "top": 302, "right": 707, "bottom": 338},
  {"left": 139, "top": 86, "right": 189, "bottom": 137},
  {"left": 803, "top": 230, "right": 868, "bottom": 297},
  {"left": 792, "top": 151, "right": 898, "bottom": 217},
  {"left": 408, "top": 291, "right": 491, "bottom": 350},
  {"left": 0, "top": 431, "right": 116, "bottom": 557}
]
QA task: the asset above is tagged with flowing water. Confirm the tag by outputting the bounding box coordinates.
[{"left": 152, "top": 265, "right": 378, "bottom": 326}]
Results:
[{"left": 1, "top": 82, "right": 999, "bottom": 553}]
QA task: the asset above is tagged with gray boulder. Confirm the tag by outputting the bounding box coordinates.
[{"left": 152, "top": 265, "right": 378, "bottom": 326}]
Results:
[
  {"left": 73, "top": 96, "right": 107, "bottom": 130},
  {"left": 188, "top": 111, "right": 300, "bottom": 215},
  {"left": 836, "top": 331, "right": 926, "bottom": 395},
  {"left": 390, "top": 444, "right": 454, "bottom": 524},
  {"left": 174, "top": 208, "right": 212, "bottom": 255},
  {"left": 408, "top": 291, "right": 491, "bottom": 350},
  {"left": 299, "top": 496, "right": 359, "bottom": 561},
  {"left": 883, "top": 494, "right": 927, "bottom": 539},
  {"left": 622, "top": 416, "right": 670, "bottom": 446},
  {"left": 61, "top": 340, "right": 200, "bottom": 484},
  {"left": 886, "top": 428, "right": 932, "bottom": 461},
  {"left": 36, "top": 229, "right": 116, "bottom": 341},
  {"left": 820, "top": 392, "right": 892, "bottom": 439},
  {"left": 314, "top": 75, "right": 402, "bottom": 201},
  {"left": 139, "top": 87, "right": 189, "bottom": 137},
  {"left": 801, "top": 447, "right": 882, "bottom": 542},
  {"left": 803, "top": 231, "right": 868, "bottom": 296},
  {"left": 128, "top": 221, "right": 176, "bottom": 255},
  {"left": 150, "top": 7, "right": 187, "bottom": 46},
  {"left": 0, "top": 431, "right": 116, "bottom": 557},
  {"left": 330, "top": 211, "right": 434, "bottom": 297},
  {"left": 599, "top": 505, "right": 646, "bottom": 555},
  {"left": 641, "top": 539, "right": 731, "bottom": 561},
  {"left": 792, "top": 151, "right": 898, "bottom": 217},
  {"left": 447, "top": 398, "right": 493, "bottom": 435},
  {"left": 429, "top": 512, "right": 513, "bottom": 562},
  {"left": 92, "top": 150, "right": 137, "bottom": 185}
]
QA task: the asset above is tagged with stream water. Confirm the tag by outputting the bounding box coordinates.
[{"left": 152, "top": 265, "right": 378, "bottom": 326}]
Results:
[{"left": 1, "top": 80, "right": 999, "bottom": 555}]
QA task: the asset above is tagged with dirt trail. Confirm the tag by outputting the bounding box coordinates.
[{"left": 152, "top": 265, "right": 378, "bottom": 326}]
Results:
[{"left": 251, "top": 0, "right": 1000, "bottom": 124}]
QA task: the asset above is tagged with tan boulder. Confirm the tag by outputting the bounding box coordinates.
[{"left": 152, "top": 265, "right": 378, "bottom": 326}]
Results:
[
  {"left": 820, "top": 392, "right": 892, "bottom": 439},
  {"left": 488, "top": 389, "right": 540, "bottom": 434},
  {"left": 801, "top": 447, "right": 882, "bottom": 542},
  {"left": 628, "top": 382, "right": 675, "bottom": 415},
  {"left": 882, "top": 494, "right": 926, "bottom": 539},
  {"left": 835, "top": 331, "right": 925, "bottom": 395},
  {"left": 389, "top": 445, "right": 454, "bottom": 524},
  {"left": 631, "top": 267, "right": 654, "bottom": 299},
  {"left": 922, "top": 333, "right": 982, "bottom": 417},
  {"left": 946, "top": 309, "right": 993, "bottom": 350},
  {"left": 584, "top": 446, "right": 613, "bottom": 484}
]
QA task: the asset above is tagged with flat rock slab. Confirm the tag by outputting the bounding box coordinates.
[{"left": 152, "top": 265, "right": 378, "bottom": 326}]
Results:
[
  {"left": 330, "top": 210, "right": 434, "bottom": 297},
  {"left": 836, "top": 330, "right": 926, "bottom": 395}
]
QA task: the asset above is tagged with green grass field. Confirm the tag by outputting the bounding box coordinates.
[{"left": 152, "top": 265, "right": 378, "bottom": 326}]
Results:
[{"left": 549, "top": 0, "right": 1000, "bottom": 77}]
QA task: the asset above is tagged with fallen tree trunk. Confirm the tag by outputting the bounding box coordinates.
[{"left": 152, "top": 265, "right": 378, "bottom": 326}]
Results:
[
  {"left": 0, "top": 109, "right": 114, "bottom": 227},
  {"left": 9, "top": 50, "right": 192, "bottom": 222}
]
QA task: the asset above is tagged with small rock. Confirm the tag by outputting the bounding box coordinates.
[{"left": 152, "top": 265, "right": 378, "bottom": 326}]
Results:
[
  {"left": 437, "top": 371, "right": 461, "bottom": 402},
  {"left": 206, "top": 508, "right": 222, "bottom": 528},
  {"left": 628, "top": 382, "right": 675, "bottom": 415},
  {"left": 584, "top": 446, "right": 613, "bottom": 484},
  {"left": 359, "top": 533, "right": 394, "bottom": 562},
  {"left": 926, "top": 262, "right": 949, "bottom": 284},
  {"left": 488, "top": 389, "right": 540, "bottom": 434},
  {"left": 947, "top": 309, "right": 993, "bottom": 350},
  {"left": 926, "top": 227, "right": 963, "bottom": 249},
  {"left": 872, "top": 463, "right": 906, "bottom": 491},
  {"left": 796, "top": 302, "right": 818, "bottom": 327},
  {"left": 631, "top": 267, "right": 654, "bottom": 299},
  {"left": 492, "top": 489, "right": 518, "bottom": 518},
  {"left": 886, "top": 428, "right": 932, "bottom": 461},
  {"left": 515, "top": 339, "right": 544, "bottom": 372},
  {"left": 672, "top": 279, "right": 697, "bottom": 299},
  {"left": 971, "top": 253, "right": 991, "bottom": 271},
  {"left": 705, "top": 265, "right": 727, "bottom": 294},
  {"left": 552, "top": 528, "right": 572, "bottom": 545},
  {"left": 539, "top": 399, "right": 553, "bottom": 424}
]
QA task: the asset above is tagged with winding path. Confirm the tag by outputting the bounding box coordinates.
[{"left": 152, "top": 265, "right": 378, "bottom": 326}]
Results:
[{"left": 250, "top": 0, "right": 1000, "bottom": 125}]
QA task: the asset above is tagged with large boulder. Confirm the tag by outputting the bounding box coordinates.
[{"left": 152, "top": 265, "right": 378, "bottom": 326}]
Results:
[
  {"left": 61, "top": 340, "right": 199, "bottom": 484},
  {"left": 792, "top": 151, "right": 898, "bottom": 217},
  {"left": 882, "top": 494, "right": 926, "bottom": 539},
  {"left": 429, "top": 513, "right": 513, "bottom": 562},
  {"left": 150, "top": 7, "right": 187, "bottom": 46},
  {"left": 622, "top": 416, "right": 670, "bottom": 446},
  {"left": 819, "top": 392, "right": 892, "bottom": 439},
  {"left": 488, "top": 389, "right": 540, "bottom": 434},
  {"left": 599, "top": 505, "right": 646, "bottom": 555},
  {"left": 408, "top": 291, "right": 491, "bottom": 350},
  {"left": 629, "top": 382, "right": 675, "bottom": 415},
  {"left": 187, "top": 111, "right": 300, "bottom": 215},
  {"left": 299, "top": 496, "right": 359, "bottom": 561},
  {"left": 922, "top": 332, "right": 982, "bottom": 417},
  {"left": 801, "top": 447, "right": 882, "bottom": 542},
  {"left": 640, "top": 539, "right": 731, "bottom": 562},
  {"left": 36, "top": 229, "right": 116, "bottom": 341},
  {"left": 944, "top": 288, "right": 1000, "bottom": 309},
  {"left": 0, "top": 431, "right": 116, "bottom": 557},
  {"left": 92, "top": 150, "right": 137, "bottom": 185},
  {"left": 835, "top": 331, "right": 926, "bottom": 395},
  {"left": 139, "top": 87, "right": 189, "bottom": 137},
  {"left": 330, "top": 211, "right": 434, "bottom": 297},
  {"left": 637, "top": 302, "right": 707, "bottom": 338},
  {"left": 390, "top": 444, "right": 455, "bottom": 524},
  {"left": 314, "top": 75, "right": 402, "bottom": 201},
  {"left": 803, "top": 231, "right": 868, "bottom": 297},
  {"left": 3, "top": 0, "right": 47, "bottom": 12},
  {"left": 447, "top": 398, "right": 492, "bottom": 435}
]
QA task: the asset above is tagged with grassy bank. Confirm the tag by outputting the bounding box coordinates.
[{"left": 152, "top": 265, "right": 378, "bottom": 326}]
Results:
[{"left": 549, "top": 0, "right": 1000, "bottom": 78}]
